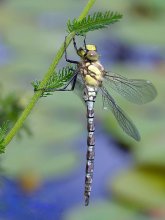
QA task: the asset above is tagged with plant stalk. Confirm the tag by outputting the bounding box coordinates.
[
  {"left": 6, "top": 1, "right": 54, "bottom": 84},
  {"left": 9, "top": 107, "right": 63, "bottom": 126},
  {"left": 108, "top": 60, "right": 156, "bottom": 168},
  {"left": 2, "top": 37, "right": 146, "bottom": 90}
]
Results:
[{"left": 2, "top": 0, "right": 96, "bottom": 148}]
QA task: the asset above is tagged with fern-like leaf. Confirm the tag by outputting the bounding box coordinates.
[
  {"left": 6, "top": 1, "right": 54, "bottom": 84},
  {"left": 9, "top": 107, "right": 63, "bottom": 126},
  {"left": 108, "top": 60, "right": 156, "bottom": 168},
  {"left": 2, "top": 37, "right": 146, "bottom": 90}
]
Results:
[
  {"left": 32, "top": 65, "right": 76, "bottom": 97},
  {"left": 0, "top": 121, "right": 9, "bottom": 153},
  {"left": 67, "top": 11, "right": 122, "bottom": 35}
]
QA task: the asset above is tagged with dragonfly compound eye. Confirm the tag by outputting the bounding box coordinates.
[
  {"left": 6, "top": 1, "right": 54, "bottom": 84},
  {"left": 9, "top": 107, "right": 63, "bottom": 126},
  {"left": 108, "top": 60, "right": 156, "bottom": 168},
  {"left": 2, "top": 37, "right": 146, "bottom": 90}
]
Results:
[{"left": 86, "top": 51, "right": 99, "bottom": 61}]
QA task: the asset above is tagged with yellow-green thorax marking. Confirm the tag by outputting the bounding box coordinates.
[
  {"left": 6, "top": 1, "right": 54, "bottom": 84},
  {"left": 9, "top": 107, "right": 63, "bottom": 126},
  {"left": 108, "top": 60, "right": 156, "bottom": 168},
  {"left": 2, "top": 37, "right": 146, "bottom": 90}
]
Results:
[{"left": 77, "top": 44, "right": 105, "bottom": 87}]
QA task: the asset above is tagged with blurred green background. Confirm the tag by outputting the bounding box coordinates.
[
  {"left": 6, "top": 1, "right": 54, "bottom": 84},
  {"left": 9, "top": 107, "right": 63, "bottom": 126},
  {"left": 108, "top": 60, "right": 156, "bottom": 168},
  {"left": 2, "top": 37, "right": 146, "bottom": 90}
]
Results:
[{"left": 0, "top": 0, "right": 165, "bottom": 219}]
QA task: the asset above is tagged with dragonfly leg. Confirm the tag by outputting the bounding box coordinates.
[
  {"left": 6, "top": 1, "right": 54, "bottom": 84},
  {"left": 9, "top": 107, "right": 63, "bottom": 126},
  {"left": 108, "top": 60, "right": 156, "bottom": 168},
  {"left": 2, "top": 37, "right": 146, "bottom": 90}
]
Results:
[
  {"left": 83, "top": 35, "right": 87, "bottom": 51},
  {"left": 64, "top": 36, "right": 79, "bottom": 64},
  {"left": 70, "top": 72, "right": 78, "bottom": 90},
  {"left": 73, "top": 35, "right": 87, "bottom": 51},
  {"left": 73, "top": 36, "right": 78, "bottom": 52},
  {"left": 59, "top": 72, "right": 78, "bottom": 91},
  {"left": 35, "top": 71, "right": 78, "bottom": 93}
]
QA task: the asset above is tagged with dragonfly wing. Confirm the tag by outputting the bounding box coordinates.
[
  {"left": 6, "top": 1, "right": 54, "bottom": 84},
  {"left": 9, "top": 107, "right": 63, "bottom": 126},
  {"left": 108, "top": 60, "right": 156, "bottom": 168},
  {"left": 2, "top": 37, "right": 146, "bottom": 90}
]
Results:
[
  {"left": 104, "top": 71, "right": 157, "bottom": 104},
  {"left": 74, "top": 75, "right": 85, "bottom": 104},
  {"left": 101, "top": 86, "right": 140, "bottom": 141}
]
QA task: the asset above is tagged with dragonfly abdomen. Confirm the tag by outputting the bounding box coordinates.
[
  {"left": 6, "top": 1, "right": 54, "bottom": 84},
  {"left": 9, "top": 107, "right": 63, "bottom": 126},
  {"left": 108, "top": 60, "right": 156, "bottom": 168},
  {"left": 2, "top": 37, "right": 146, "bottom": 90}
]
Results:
[{"left": 83, "top": 86, "right": 97, "bottom": 206}]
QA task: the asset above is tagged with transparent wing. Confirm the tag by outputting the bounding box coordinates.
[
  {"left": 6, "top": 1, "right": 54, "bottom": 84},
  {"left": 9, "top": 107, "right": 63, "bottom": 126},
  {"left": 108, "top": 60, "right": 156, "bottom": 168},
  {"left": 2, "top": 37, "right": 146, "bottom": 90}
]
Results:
[
  {"left": 100, "top": 86, "right": 140, "bottom": 141},
  {"left": 104, "top": 71, "right": 157, "bottom": 104},
  {"left": 74, "top": 74, "right": 85, "bottom": 104}
]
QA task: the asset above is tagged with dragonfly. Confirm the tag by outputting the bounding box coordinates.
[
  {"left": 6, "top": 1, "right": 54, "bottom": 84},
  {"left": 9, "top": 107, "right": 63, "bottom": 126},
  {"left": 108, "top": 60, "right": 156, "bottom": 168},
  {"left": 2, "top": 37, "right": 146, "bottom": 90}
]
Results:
[{"left": 39, "top": 36, "right": 157, "bottom": 206}]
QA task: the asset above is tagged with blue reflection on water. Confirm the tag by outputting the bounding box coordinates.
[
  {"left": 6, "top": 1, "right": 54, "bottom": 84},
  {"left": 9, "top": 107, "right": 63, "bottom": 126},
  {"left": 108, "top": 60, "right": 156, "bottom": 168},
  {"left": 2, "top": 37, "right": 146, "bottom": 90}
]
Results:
[
  {"left": 99, "top": 38, "right": 163, "bottom": 68},
  {"left": 0, "top": 127, "right": 132, "bottom": 220},
  {"left": 0, "top": 40, "right": 11, "bottom": 66}
]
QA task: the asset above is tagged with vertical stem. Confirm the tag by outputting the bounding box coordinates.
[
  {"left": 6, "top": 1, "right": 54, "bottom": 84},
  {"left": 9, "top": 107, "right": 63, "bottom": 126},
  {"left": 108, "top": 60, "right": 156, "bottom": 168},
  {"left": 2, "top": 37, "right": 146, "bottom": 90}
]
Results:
[
  {"left": 78, "top": 0, "right": 96, "bottom": 21},
  {"left": 2, "top": 0, "right": 96, "bottom": 148}
]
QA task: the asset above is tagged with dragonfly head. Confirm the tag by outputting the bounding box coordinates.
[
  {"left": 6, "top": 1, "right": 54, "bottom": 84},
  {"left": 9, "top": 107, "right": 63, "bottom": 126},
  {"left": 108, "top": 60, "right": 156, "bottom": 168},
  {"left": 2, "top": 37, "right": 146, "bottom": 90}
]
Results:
[
  {"left": 77, "top": 44, "right": 99, "bottom": 61},
  {"left": 85, "top": 44, "right": 99, "bottom": 61}
]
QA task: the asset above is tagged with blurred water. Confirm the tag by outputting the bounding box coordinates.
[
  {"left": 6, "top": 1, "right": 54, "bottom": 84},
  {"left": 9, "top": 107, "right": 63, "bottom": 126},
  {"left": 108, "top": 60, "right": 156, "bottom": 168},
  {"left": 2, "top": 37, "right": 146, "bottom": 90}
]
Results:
[
  {"left": 0, "top": 40, "right": 11, "bottom": 66},
  {"left": 100, "top": 38, "right": 164, "bottom": 68},
  {"left": 0, "top": 127, "right": 132, "bottom": 220},
  {"left": 0, "top": 1, "right": 164, "bottom": 219},
  {"left": 0, "top": 28, "right": 162, "bottom": 220}
]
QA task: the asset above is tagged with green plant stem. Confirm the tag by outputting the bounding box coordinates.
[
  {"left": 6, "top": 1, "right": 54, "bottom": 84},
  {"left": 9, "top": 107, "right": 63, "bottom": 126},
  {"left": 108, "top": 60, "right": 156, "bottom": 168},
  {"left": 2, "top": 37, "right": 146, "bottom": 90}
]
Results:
[{"left": 2, "top": 0, "right": 96, "bottom": 148}]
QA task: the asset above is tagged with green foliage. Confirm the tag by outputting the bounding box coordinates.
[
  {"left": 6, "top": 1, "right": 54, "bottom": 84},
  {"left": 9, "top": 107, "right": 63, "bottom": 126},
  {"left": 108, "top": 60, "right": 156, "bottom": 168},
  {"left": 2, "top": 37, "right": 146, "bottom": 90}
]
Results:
[
  {"left": 32, "top": 65, "right": 76, "bottom": 96},
  {"left": 0, "top": 87, "right": 32, "bottom": 153},
  {"left": 32, "top": 11, "right": 123, "bottom": 97},
  {"left": 67, "top": 11, "right": 122, "bottom": 35}
]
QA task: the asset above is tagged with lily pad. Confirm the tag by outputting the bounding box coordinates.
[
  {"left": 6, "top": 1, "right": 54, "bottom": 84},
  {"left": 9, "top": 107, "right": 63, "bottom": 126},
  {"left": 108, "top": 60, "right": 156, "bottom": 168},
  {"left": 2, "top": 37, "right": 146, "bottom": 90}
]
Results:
[
  {"left": 64, "top": 201, "right": 149, "bottom": 220},
  {"left": 111, "top": 168, "right": 165, "bottom": 210},
  {"left": 134, "top": 131, "right": 165, "bottom": 167},
  {"left": 1, "top": 135, "right": 78, "bottom": 180}
]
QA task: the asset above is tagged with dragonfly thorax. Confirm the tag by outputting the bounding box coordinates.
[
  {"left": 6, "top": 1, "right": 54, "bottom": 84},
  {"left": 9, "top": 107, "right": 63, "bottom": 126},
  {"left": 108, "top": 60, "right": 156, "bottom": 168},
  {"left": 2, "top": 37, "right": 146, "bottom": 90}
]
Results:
[{"left": 79, "top": 60, "right": 105, "bottom": 87}]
